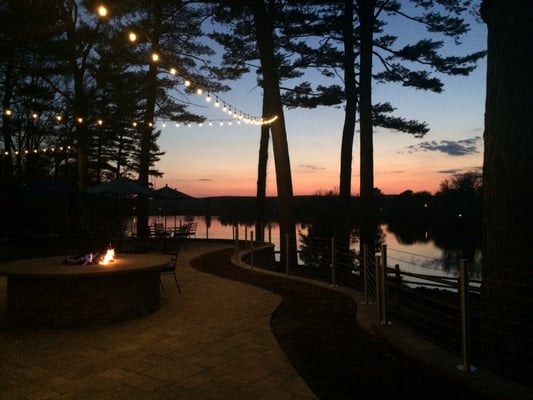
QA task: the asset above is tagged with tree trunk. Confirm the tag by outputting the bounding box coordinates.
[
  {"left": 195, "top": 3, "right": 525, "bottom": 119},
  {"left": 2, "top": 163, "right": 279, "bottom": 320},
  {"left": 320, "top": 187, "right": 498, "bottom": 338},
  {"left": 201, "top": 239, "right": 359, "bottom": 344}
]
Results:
[
  {"left": 73, "top": 69, "right": 89, "bottom": 191},
  {"left": 253, "top": 0, "right": 297, "bottom": 267},
  {"left": 138, "top": 2, "right": 162, "bottom": 238},
  {"left": 1, "top": 49, "right": 15, "bottom": 187},
  {"left": 358, "top": 0, "right": 377, "bottom": 254},
  {"left": 480, "top": 0, "right": 533, "bottom": 381},
  {"left": 255, "top": 118, "right": 270, "bottom": 242},
  {"left": 338, "top": 0, "right": 357, "bottom": 262}
]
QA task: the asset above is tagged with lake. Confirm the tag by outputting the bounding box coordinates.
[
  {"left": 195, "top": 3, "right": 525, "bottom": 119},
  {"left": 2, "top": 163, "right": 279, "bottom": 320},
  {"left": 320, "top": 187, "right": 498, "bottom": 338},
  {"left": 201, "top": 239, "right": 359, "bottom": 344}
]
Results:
[{"left": 141, "top": 215, "right": 482, "bottom": 281}]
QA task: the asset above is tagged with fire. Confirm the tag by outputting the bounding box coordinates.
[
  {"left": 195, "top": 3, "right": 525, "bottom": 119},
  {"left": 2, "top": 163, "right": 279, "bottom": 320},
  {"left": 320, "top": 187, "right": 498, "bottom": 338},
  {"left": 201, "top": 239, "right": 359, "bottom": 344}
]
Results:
[{"left": 100, "top": 248, "right": 115, "bottom": 265}]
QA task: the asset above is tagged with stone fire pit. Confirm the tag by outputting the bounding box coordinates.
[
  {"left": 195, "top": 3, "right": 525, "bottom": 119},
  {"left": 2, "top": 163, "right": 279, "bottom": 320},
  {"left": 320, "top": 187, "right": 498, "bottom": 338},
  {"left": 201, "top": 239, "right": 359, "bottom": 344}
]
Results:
[{"left": 0, "top": 253, "right": 169, "bottom": 328}]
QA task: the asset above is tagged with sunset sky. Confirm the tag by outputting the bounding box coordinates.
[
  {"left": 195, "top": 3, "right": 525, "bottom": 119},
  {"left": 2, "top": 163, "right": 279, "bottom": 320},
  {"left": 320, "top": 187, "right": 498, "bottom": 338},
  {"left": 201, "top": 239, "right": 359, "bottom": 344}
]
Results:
[{"left": 153, "top": 16, "right": 487, "bottom": 198}]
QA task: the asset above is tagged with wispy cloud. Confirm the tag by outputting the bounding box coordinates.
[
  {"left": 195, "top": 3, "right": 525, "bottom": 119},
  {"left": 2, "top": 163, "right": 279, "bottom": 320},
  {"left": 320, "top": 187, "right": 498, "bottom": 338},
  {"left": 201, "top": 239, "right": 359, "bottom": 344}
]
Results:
[
  {"left": 198, "top": 178, "right": 212, "bottom": 182},
  {"left": 438, "top": 166, "right": 483, "bottom": 175},
  {"left": 405, "top": 136, "right": 482, "bottom": 156},
  {"left": 299, "top": 164, "right": 326, "bottom": 171}
]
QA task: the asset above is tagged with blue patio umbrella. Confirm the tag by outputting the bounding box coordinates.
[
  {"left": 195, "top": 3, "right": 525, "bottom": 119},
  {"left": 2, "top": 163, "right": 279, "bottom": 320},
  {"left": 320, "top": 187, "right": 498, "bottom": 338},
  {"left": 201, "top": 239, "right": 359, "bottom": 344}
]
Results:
[
  {"left": 152, "top": 185, "right": 195, "bottom": 230},
  {"left": 85, "top": 177, "right": 151, "bottom": 238},
  {"left": 85, "top": 177, "right": 151, "bottom": 195}
]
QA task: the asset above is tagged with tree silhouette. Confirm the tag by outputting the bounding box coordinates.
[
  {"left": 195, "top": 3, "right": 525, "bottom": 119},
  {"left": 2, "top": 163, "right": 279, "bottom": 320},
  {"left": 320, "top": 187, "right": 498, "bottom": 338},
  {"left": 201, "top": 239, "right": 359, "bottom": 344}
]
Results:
[{"left": 480, "top": 0, "right": 533, "bottom": 382}]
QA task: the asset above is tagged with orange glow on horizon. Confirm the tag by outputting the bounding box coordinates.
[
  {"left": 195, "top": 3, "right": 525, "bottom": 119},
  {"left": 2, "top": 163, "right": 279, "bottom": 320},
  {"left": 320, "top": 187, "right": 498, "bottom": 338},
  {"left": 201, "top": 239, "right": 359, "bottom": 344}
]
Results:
[{"left": 156, "top": 171, "right": 445, "bottom": 199}]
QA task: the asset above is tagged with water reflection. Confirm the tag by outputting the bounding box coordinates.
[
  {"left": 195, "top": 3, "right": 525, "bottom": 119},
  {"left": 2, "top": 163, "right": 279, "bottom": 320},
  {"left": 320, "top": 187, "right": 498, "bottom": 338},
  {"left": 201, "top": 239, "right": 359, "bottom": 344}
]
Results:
[{"left": 144, "top": 215, "right": 481, "bottom": 280}]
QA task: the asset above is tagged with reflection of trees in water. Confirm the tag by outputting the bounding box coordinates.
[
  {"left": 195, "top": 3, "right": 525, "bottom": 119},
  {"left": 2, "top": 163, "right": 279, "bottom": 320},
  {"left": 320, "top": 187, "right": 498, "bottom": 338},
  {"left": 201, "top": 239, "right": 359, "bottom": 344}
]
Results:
[
  {"left": 298, "top": 219, "right": 385, "bottom": 271},
  {"left": 298, "top": 219, "right": 337, "bottom": 268},
  {"left": 385, "top": 209, "right": 482, "bottom": 277},
  {"left": 385, "top": 219, "right": 431, "bottom": 245}
]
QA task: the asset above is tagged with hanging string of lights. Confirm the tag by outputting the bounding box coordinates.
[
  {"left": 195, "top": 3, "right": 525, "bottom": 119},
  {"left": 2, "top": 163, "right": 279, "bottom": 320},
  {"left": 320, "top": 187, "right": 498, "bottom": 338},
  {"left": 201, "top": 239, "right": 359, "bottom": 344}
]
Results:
[
  {"left": 2, "top": 145, "right": 73, "bottom": 157},
  {"left": 1, "top": 5, "right": 279, "bottom": 156}
]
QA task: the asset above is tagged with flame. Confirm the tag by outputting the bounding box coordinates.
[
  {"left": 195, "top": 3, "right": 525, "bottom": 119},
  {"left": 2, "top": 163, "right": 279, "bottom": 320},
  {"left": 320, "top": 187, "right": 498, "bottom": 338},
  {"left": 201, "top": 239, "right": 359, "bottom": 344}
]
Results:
[{"left": 100, "top": 248, "right": 115, "bottom": 265}]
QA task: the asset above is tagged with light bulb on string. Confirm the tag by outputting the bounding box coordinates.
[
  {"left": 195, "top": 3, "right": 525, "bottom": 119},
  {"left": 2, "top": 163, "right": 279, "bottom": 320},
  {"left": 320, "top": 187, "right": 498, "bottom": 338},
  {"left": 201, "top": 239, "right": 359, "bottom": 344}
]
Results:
[
  {"left": 214, "top": 97, "right": 220, "bottom": 107},
  {"left": 97, "top": 5, "right": 108, "bottom": 17},
  {"left": 196, "top": 88, "right": 203, "bottom": 95},
  {"left": 206, "top": 93, "right": 211, "bottom": 102},
  {"left": 184, "top": 80, "right": 191, "bottom": 87},
  {"left": 151, "top": 53, "right": 160, "bottom": 62},
  {"left": 128, "top": 32, "right": 137, "bottom": 42},
  {"left": 169, "top": 67, "right": 177, "bottom": 75}
]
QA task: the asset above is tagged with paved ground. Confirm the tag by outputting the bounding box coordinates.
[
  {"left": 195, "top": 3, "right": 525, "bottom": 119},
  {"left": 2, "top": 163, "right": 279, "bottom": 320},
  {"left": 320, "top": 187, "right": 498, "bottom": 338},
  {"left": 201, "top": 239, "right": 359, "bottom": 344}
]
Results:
[
  {"left": 0, "top": 241, "right": 316, "bottom": 400},
  {"left": 0, "top": 240, "right": 531, "bottom": 400}
]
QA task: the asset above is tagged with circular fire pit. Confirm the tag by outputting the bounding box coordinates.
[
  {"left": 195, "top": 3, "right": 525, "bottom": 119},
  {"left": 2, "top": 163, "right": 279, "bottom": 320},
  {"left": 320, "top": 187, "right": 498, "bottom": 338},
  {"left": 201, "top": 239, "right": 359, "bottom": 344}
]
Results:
[{"left": 0, "top": 253, "right": 169, "bottom": 328}]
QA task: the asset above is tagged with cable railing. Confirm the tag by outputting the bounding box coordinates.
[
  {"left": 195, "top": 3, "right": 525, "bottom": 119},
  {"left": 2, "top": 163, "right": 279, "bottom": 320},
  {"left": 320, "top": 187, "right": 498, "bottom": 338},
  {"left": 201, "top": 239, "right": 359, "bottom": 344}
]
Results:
[{"left": 238, "top": 231, "right": 532, "bottom": 387}]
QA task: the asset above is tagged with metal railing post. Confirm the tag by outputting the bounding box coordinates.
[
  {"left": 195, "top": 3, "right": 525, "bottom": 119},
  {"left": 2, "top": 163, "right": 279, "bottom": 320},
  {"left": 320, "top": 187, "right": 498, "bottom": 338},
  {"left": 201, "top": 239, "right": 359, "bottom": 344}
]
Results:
[
  {"left": 362, "top": 245, "right": 371, "bottom": 305},
  {"left": 375, "top": 254, "right": 382, "bottom": 322},
  {"left": 331, "top": 237, "right": 337, "bottom": 287},
  {"left": 234, "top": 225, "right": 239, "bottom": 253},
  {"left": 285, "top": 233, "right": 290, "bottom": 276},
  {"left": 250, "top": 231, "right": 254, "bottom": 268},
  {"left": 381, "top": 244, "right": 389, "bottom": 325},
  {"left": 457, "top": 259, "right": 476, "bottom": 373}
]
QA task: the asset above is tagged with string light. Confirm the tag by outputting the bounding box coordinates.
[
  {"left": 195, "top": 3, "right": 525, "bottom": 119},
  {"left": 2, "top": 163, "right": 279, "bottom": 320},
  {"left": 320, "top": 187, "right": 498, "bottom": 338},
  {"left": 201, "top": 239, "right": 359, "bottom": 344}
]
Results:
[
  {"left": 2, "top": 145, "right": 73, "bottom": 157},
  {"left": 3, "top": 21, "right": 279, "bottom": 134},
  {"left": 95, "top": 13, "right": 278, "bottom": 126},
  {"left": 97, "top": 6, "right": 108, "bottom": 17}
]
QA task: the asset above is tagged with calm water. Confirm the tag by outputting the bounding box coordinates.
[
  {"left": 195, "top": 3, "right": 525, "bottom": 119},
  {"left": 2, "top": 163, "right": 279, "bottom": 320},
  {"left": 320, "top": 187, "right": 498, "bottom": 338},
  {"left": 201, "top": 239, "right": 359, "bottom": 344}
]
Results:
[{"left": 139, "top": 215, "right": 480, "bottom": 280}]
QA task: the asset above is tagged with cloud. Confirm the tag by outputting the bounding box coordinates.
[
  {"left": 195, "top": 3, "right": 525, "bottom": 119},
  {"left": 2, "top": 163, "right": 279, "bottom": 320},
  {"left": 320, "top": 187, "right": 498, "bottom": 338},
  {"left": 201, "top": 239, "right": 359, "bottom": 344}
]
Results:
[
  {"left": 438, "top": 166, "right": 483, "bottom": 175},
  {"left": 405, "top": 136, "right": 482, "bottom": 156},
  {"left": 198, "top": 178, "right": 212, "bottom": 182},
  {"left": 299, "top": 164, "right": 326, "bottom": 171}
]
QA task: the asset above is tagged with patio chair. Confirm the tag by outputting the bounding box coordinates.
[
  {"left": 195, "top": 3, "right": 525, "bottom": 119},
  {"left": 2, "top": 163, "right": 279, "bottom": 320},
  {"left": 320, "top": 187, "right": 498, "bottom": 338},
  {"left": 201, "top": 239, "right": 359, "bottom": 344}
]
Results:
[
  {"left": 159, "top": 246, "right": 182, "bottom": 293},
  {"left": 186, "top": 222, "right": 197, "bottom": 238},
  {"left": 154, "top": 222, "right": 169, "bottom": 237}
]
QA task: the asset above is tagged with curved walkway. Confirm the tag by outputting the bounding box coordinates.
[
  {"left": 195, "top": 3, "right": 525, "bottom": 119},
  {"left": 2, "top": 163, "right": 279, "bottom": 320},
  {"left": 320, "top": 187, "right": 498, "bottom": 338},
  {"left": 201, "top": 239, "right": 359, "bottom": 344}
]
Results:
[{"left": 0, "top": 241, "right": 316, "bottom": 399}]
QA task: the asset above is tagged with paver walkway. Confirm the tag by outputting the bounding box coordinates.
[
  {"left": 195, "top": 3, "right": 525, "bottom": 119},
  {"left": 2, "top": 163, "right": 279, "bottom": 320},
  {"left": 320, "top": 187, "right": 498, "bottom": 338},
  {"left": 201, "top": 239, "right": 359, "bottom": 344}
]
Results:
[{"left": 0, "top": 241, "right": 316, "bottom": 400}]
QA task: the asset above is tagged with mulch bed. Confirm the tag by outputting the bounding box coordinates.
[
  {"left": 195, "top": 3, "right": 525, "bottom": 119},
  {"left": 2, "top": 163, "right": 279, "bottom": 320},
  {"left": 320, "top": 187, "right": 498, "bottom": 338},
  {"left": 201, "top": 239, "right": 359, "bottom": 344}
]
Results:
[{"left": 190, "top": 248, "right": 490, "bottom": 400}]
